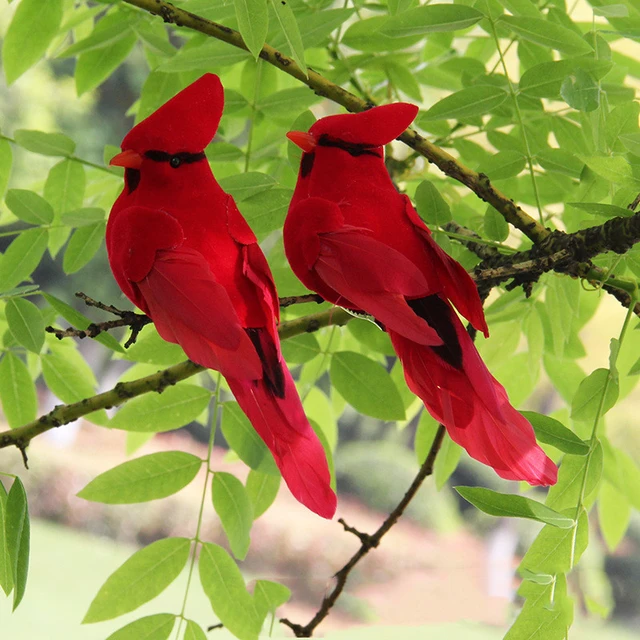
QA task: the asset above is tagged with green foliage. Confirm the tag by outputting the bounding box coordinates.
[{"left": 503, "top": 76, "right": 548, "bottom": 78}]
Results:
[{"left": 1, "top": 0, "right": 640, "bottom": 637}]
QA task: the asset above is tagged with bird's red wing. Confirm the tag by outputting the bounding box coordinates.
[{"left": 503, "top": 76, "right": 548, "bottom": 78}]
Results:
[
  {"left": 401, "top": 196, "right": 489, "bottom": 337},
  {"left": 137, "top": 247, "right": 262, "bottom": 379},
  {"left": 107, "top": 206, "right": 185, "bottom": 310},
  {"left": 308, "top": 209, "right": 443, "bottom": 345}
]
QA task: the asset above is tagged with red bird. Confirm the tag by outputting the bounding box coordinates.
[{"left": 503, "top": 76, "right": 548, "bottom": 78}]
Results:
[
  {"left": 106, "top": 74, "right": 336, "bottom": 518},
  {"left": 284, "top": 104, "right": 557, "bottom": 486}
]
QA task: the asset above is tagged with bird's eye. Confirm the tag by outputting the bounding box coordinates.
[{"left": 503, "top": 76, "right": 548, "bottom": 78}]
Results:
[{"left": 169, "top": 155, "right": 182, "bottom": 168}]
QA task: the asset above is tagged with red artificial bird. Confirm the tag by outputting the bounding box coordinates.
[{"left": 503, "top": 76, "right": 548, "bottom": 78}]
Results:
[
  {"left": 106, "top": 74, "right": 336, "bottom": 518},
  {"left": 284, "top": 104, "right": 557, "bottom": 486}
]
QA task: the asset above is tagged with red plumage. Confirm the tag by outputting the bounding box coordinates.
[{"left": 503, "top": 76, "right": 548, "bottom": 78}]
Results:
[
  {"left": 107, "top": 74, "right": 336, "bottom": 518},
  {"left": 284, "top": 104, "right": 557, "bottom": 486}
]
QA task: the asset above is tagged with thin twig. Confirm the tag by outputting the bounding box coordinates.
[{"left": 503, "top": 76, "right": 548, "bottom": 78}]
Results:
[{"left": 280, "top": 425, "right": 446, "bottom": 637}]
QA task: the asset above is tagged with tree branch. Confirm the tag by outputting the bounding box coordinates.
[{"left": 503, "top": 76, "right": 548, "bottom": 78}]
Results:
[
  {"left": 280, "top": 425, "right": 447, "bottom": 637},
  {"left": 0, "top": 307, "right": 353, "bottom": 455}
]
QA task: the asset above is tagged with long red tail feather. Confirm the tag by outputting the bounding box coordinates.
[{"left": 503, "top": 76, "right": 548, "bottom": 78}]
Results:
[
  {"left": 389, "top": 311, "right": 557, "bottom": 486},
  {"left": 227, "top": 371, "right": 337, "bottom": 519}
]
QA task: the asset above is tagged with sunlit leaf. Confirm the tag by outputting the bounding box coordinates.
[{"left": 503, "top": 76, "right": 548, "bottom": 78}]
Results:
[
  {"left": 78, "top": 452, "right": 202, "bottom": 504},
  {"left": 330, "top": 351, "right": 405, "bottom": 421},
  {"left": 2, "top": 0, "right": 63, "bottom": 84},
  {"left": 84, "top": 538, "right": 190, "bottom": 623},
  {"left": 211, "top": 472, "right": 253, "bottom": 560},
  {"left": 456, "top": 486, "right": 574, "bottom": 528}
]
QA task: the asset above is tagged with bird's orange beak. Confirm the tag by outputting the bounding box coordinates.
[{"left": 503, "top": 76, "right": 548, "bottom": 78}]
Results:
[
  {"left": 286, "top": 131, "right": 317, "bottom": 153},
  {"left": 109, "top": 149, "right": 143, "bottom": 169}
]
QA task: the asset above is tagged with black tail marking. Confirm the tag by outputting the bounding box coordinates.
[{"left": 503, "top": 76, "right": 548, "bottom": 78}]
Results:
[
  {"left": 408, "top": 296, "right": 463, "bottom": 369},
  {"left": 246, "top": 328, "right": 286, "bottom": 399}
]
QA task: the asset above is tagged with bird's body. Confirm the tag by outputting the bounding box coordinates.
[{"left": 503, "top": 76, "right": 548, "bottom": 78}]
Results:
[
  {"left": 107, "top": 74, "right": 336, "bottom": 518},
  {"left": 284, "top": 104, "right": 557, "bottom": 486}
]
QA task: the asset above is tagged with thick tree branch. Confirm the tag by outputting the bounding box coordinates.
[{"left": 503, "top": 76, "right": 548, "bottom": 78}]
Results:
[
  {"left": 0, "top": 308, "right": 353, "bottom": 455},
  {"left": 280, "top": 425, "right": 447, "bottom": 637}
]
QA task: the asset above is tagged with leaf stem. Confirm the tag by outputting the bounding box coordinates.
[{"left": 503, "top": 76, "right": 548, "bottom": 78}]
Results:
[{"left": 174, "top": 374, "right": 222, "bottom": 639}]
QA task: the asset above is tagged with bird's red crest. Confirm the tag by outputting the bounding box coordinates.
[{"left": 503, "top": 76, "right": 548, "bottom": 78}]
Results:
[
  {"left": 310, "top": 102, "right": 418, "bottom": 146},
  {"left": 121, "top": 73, "right": 224, "bottom": 154}
]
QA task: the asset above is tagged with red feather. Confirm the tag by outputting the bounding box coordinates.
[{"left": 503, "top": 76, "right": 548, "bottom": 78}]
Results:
[
  {"left": 284, "top": 103, "right": 557, "bottom": 487},
  {"left": 107, "top": 74, "right": 336, "bottom": 518}
]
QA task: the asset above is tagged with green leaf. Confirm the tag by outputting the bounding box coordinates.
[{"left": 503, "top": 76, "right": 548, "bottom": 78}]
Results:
[
  {"left": 121, "top": 327, "right": 185, "bottom": 364},
  {"left": 78, "top": 452, "right": 202, "bottom": 504},
  {"left": 2, "top": 0, "right": 63, "bottom": 84},
  {"left": 257, "top": 88, "right": 320, "bottom": 122},
  {"left": 274, "top": 8, "right": 354, "bottom": 49},
  {"left": 198, "top": 543, "right": 262, "bottom": 640},
  {"left": 0, "top": 481, "right": 12, "bottom": 596},
  {"left": 245, "top": 470, "right": 281, "bottom": 519},
  {"left": 159, "top": 40, "right": 251, "bottom": 73},
  {"left": 5, "top": 189, "right": 54, "bottom": 225},
  {"left": 105, "top": 614, "right": 176, "bottom": 640},
  {"left": 330, "top": 351, "right": 405, "bottom": 421},
  {"left": 382, "top": 5, "right": 483, "bottom": 37},
  {"left": 521, "top": 411, "right": 589, "bottom": 455},
  {"left": 60, "top": 11, "right": 137, "bottom": 57},
  {"left": 212, "top": 472, "right": 253, "bottom": 560},
  {"left": 598, "top": 481, "right": 630, "bottom": 552},
  {"left": 619, "top": 132, "right": 640, "bottom": 156},
  {"left": 343, "top": 16, "right": 423, "bottom": 52},
  {"left": 521, "top": 508, "right": 588, "bottom": 573},
  {"left": 268, "top": 0, "right": 307, "bottom": 74},
  {"left": 6, "top": 298, "right": 45, "bottom": 354},
  {"left": 13, "top": 129, "right": 75, "bottom": 157},
  {"left": 567, "top": 202, "right": 632, "bottom": 218},
  {"left": 423, "top": 86, "right": 508, "bottom": 121},
  {"left": 434, "top": 433, "right": 462, "bottom": 490},
  {"left": 500, "top": 16, "right": 593, "bottom": 56},
  {"left": 593, "top": 4, "right": 629, "bottom": 17},
  {"left": 84, "top": 537, "right": 191, "bottom": 623},
  {"left": 347, "top": 319, "right": 395, "bottom": 356},
  {"left": 281, "top": 332, "right": 321, "bottom": 364},
  {"left": 0, "top": 139, "right": 13, "bottom": 199},
  {"left": 254, "top": 579, "right": 291, "bottom": 618},
  {"left": 571, "top": 368, "right": 619, "bottom": 422},
  {"left": 479, "top": 150, "right": 526, "bottom": 180},
  {"left": 43, "top": 293, "right": 124, "bottom": 353},
  {"left": 506, "top": 573, "right": 573, "bottom": 639},
  {"left": 414, "top": 179, "right": 451, "bottom": 225},
  {"left": 0, "top": 354, "right": 38, "bottom": 428},
  {"left": 580, "top": 155, "right": 634, "bottom": 184},
  {"left": 0, "top": 228, "right": 48, "bottom": 291},
  {"left": 237, "top": 188, "right": 292, "bottom": 240},
  {"left": 75, "top": 27, "right": 137, "bottom": 95},
  {"left": 206, "top": 142, "right": 244, "bottom": 163},
  {"left": 183, "top": 620, "right": 207, "bottom": 640},
  {"left": 235, "top": 0, "right": 269, "bottom": 59},
  {"left": 456, "top": 486, "right": 574, "bottom": 528},
  {"left": 221, "top": 402, "right": 273, "bottom": 472},
  {"left": 62, "top": 207, "right": 106, "bottom": 227},
  {"left": 484, "top": 207, "right": 509, "bottom": 241},
  {"left": 44, "top": 159, "right": 85, "bottom": 257},
  {"left": 5, "top": 478, "right": 29, "bottom": 610},
  {"left": 110, "top": 385, "right": 211, "bottom": 433},
  {"left": 561, "top": 69, "right": 599, "bottom": 112},
  {"left": 41, "top": 349, "right": 96, "bottom": 403},
  {"left": 63, "top": 221, "right": 106, "bottom": 274},
  {"left": 547, "top": 443, "right": 603, "bottom": 511},
  {"left": 219, "top": 172, "right": 276, "bottom": 202}
]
